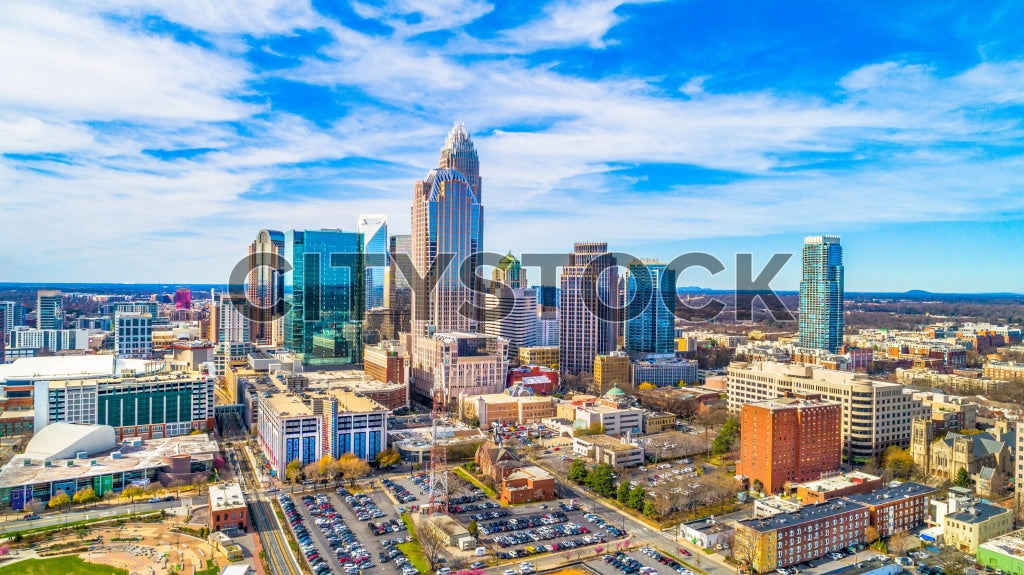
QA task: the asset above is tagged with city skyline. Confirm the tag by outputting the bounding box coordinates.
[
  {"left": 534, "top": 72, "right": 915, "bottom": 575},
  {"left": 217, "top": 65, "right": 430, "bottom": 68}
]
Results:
[{"left": 3, "top": 2, "right": 1024, "bottom": 292}]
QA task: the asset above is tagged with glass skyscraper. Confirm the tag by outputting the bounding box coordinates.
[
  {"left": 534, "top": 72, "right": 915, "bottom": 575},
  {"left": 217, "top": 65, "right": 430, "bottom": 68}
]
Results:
[
  {"left": 358, "top": 215, "right": 388, "bottom": 311},
  {"left": 798, "top": 235, "right": 844, "bottom": 353},
  {"left": 411, "top": 123, "right": 484, "bottom": 335},
  {"left": 284, "top": 229, "right": 364, "bottom": 367},
  {"left": 559, "top": 242, "right": 617, "bottom": 375},
  {"left": 625, "top": 259, "right": 675, "bottom": 357}
]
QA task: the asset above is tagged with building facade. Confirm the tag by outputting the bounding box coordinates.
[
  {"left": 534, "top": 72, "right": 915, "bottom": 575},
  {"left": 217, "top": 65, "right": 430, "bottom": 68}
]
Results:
[
  {"left": 358, "top": 215, "right": 388, "bottom": 311},
  {"left": 625, "top": 260, "right": 675, "bottom": 357},
  {"left": 559, "top": 242, "right": 617, "bottom": 376},
  {"left": 844, "top": 482, "right": 934, "bottom": 537},
  {"left": 738, "top": 397, "right": 842, "bottom": 494},
  {"left": 36, "top": 290, "right": 63, "bottom": 330},
  {"left": 593, "top": 351, "right": 631, "bottom": 394},
  {"left": 114, "top": 312, "right": 153, "bottom": 358},
  {"left": 798, "top": 235, "right": 844, "bottom": 353},
  {"left": 409, "top": 332, "right": 508, "bottom": 404},
  {"left": 209, "top": 482, "right": 248, "bottom": 533},
  {"left": 632, "top": 358, "right": 698, "bottom": 388},
  {"left": 944, "top": 502, "right": 1013, "bottom": 552},
  {"left": 247, "top": 229, "right": 286, "bottom": 346}
]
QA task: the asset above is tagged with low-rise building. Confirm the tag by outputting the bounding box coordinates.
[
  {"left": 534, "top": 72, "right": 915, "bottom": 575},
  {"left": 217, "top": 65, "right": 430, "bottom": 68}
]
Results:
[
  {"left": 681, "top": 517, "right": 734, "bottom": 549},
  {"left": 209, "top": 531, "right": 244, "bottom": 561},
  {"left": 643, "top": 412, "right": 676, "bottom": 434},
  {"left": 363, "top": 341, "right": 406, "bottom": 385},
  {"left": 844, "top": 482, "right": 934, "bottom": 537},
  {"left": 753, "top": 496, "right": 802, "bottom": 518},
  {"left": 977, "top": 529, "right": 1024, "bottom": 574},
  {"left": 459, "top": 389, "right": 558, "bottom": 428},
  {"left": 500, "top": 465, "right": 556, "bottom": 505},
  {"left": 944, "top": 501, "right": 1013, "bottom": 552},
  {"left": 518, "top": 346, "right": 559, "bottom": 368},
  {"left": 635, "top": 430, "right": 708, "bottom": 461},
  {"left": 734, "top": 499, "right": 870, "bottom": 573},
  {"left": 475, "top": 440, "right": 521, "bottom": 482},
  {"left": 425, "top": 515, "right": 476, "bottom": 551},
  {"left": 632, "top": 357, "right": 698, "bottom": 388},
  {"left": 209, "top": 482, "right": 248, "bottom": 533},
  {"left": 572, "top": 434, "right": 645, "bottom": 468},
  {"left": 506, "top": 365, "right": 559, "bottom": 395},
  {"left": 795, "top": 472, "right": 883, "bottom": 504}
]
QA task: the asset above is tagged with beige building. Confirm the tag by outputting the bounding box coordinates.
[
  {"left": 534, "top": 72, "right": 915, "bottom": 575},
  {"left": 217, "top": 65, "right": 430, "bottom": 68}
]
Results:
[
  {"left": 944, "top": 501, "right": 1013, "bottom": 552},
  {"left": 519, "top": 346, "right": 559, "bottom": 367},
  {"left": 593, "top": 351, "right": 630, "bottom": 394},
  {"left": 727, "top": 361, "right": 927, "bottom": 461},
  {"left": 459, "top": 390, "right": 557, "bottom": 427},
  {"left": 910, "top": 418, "right": 1012, "bottom": 482},
  {"left": 572, "top": 434, "right": 645, "bottom": 468},
  {"left": 643, "top": 412, "right": 676, "bottom": 434},
  {"left": 409, "top": 332, "right": 509, "bottom": 403}
]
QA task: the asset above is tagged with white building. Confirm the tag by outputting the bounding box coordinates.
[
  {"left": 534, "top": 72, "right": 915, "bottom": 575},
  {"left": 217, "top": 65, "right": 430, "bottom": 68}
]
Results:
[
  {"left": 727, "top": 361, "right": 927, "bottom": 460},
  {"left": 572, "top": 434, "right": 645, "bottom": 468},
  {"left": 574, "top": 403, "right": 644, "bottom": 437},
  {"left": 8, "top": 327, "right": 88, "bottom": 353},
  {"left": 115, "top": 312, "right": 153, "bottom": 358},
  {"left": 482, "top": 287, "right": 539, "bottom": 360}
]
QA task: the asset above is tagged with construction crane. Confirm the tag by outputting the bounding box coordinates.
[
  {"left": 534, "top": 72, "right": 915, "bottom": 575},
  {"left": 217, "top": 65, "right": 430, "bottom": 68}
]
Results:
[{"left": 427, "top": 368, "right": 451, "bottom": 515}]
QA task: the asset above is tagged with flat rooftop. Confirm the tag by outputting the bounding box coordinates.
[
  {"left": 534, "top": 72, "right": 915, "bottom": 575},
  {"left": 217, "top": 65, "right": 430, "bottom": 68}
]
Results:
[
  {"left": 979, "top": 528, "right": 1024, "bottom": 557},
  {"left": 576, "top": 434, "right": 639, "bottom": 451},
  {"left": 738, "top": 499, "right": 868, "bottom": 533},
  {"left": 0, "top": 355, "right": 163, "bottom": 383},
  {"left": 844, "top": 482, "right": 935, "bottom": 505},
  {"left": 798, "top": 472, "right": 880, "bottom": 493},
  {"left": 945, "top": 501, "right": 1010, "bottom": 524},
  {"left": 747, "top": 397, "right": 841, "bottom": 411},
  {"left": 0, "top": 434, "right": 218, "bottom": 489},
  {"left": 44, "top": 369, "right": 210, "bottom": 389},
  {"left": 210, "top": 482, "right": 246, "bottom": 512}
]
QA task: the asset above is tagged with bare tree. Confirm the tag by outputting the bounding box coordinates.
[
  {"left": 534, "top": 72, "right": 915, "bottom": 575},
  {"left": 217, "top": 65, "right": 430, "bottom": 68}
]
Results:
[
  {"left": 415, "top": 518, "right": 448, "bottom": 570},
  {"left": 888, "top": 530, "right": 918, "bottom": 556},
  {"left": 733, "top": 527, "right": 761, "bottom": 573}
]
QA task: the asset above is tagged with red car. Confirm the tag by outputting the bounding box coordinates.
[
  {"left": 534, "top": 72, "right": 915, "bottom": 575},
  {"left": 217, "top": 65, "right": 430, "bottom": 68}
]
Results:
[{"left": 679, "top": 549, "right": 692, "bottom": 557}]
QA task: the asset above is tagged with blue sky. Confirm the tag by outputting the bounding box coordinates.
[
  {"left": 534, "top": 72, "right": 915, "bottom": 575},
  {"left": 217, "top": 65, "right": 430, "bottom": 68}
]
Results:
[{"left": 2, "top": 1, "right": 1023, "bottom": 292}]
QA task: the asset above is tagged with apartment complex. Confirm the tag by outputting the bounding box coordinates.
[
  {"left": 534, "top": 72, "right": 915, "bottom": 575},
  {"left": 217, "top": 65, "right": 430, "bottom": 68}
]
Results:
[
  {"left": 737, "top": 396, "right": 842, "bottom": 494},
  {"left": 727, "top": 361, "right": 927, "bottom": 461},
  {"left": 844, "top": 482, "right": 934, "bottom": 537}
]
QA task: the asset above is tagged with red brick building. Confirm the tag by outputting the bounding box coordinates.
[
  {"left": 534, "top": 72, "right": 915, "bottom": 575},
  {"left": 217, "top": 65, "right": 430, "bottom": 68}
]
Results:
[
  {"left": 844, "top": 481, "right": 934, "bottom": 537},
  {"left": 738, "top": 395, "right": 841, "bottom": 494},
  {"left": 476, "top": 440, "right": 521, "bottom": 482},
  {"left": 209, "top": 482, "right": 248, "bottom": 533},
  {"left": 506, "top": 365, "right": 559, "bottom": 395},
  {"left": 500, "top": 465, "right": 556, "bottom": 504}
]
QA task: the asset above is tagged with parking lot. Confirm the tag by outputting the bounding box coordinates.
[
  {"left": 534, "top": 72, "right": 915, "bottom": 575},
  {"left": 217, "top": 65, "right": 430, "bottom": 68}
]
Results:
[{"left": 587, "top": 547, "right": 699, "bottom": 575}]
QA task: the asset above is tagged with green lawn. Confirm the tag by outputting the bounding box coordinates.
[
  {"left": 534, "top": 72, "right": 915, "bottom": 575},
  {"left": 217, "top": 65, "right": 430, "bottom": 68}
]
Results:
[
  {"left": 454, "top": 466, "right": 498, "bottom": 499},
  {"left": 398, "top": 540, "right": 430, "bottom": 572},
  {"left": 0, "top": 556, "right": 127, "bottom": 575}
]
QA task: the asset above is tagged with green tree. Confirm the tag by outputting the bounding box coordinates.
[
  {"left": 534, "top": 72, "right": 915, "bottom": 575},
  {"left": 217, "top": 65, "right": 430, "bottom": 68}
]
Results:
[
  {"left": 953, "top": 467, "right": 971, "bottom": 488},
  {"left": 376, "top": 448, "right": 402, "bottom": 468},
  {"left": 73, "top": 487, "right": 99, "bottom": 508},
  {"left": 121, "top": 485, "right": 144, "bottom": 503},
  {"left": 577, "top": 422, "right": 607, "bottom": 436},
  {"left": 48, "top": 491, "right": 71, "bottom": 511},
  {"left": 337, "top": 452, "right": 371, "bottom": 486},
  {"left": 882, "top": 446, "right": 915, "bottom": 479},
  {"left": 642, "top": 500, "right": 655, "bottom": 517},
  {"left": 712, "top": 417, "right": 740, "bottom": 456},
  {"left": 568, "top": 459, "right": 589, "bottom": 484},
  {"left": 467, "top": 519, "right": 478, "bottom": 537},
  {"left": 627, "top": 485, "right": 646, "bottom": 511},
  {"left": 585, "top": 463, "right": 616, "bottom": 498},
  {"left": 617, "top": 482, "right": 632, "bottom": 504}
]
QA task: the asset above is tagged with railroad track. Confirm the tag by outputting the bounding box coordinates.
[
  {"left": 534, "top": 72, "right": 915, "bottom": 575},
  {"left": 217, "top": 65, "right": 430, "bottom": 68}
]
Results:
[{"left": 232, "top": 440, "right": 302, "bottom": 575}]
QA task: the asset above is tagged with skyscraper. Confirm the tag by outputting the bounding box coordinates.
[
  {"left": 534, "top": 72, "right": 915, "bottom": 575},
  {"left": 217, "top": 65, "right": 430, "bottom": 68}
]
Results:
[
  {"left": 248, "top": 229, "right": 286, "bottom": 346},
  {"left": 799, "top": 235, "right": 844, "bottom": 353},
  {"left": 625, "top": 259, "right": 676, "bottom": 357},
  {"left": 358, "top": 215, "right": 389, "bottom": 311},
  {"left": 559, "top": 242, "right": 617, "bottom": 376},
  {"left": 36, "top": 290, "right": 62, "bottom": 330},
  {"left": 482, "top": 253, "right": 538, "bottom": 359},
  {"left": 411, "top": 124, "right": 484, "bottom": 335},
  {"left": 439, "top": 121, "right": 481, "bottom": 200},
  {"left": 174, "top": 288, "right": 192, "bottom": 310},
  {"left": 284, "top": 229, "right": 364, "bottom": 367}
]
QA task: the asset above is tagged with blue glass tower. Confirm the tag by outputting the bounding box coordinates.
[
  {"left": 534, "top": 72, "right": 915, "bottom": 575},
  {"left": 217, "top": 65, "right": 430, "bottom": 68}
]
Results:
[
  {"left": 358, "top": 215, "right": 388, "bottom": 311},
  {"left": 284, "top": 229, "right": 364, "bottom": 367},
  {"left": 798, "top": 235, "right": 844, "bottom": 353},
  {"left": 625, "top": 259, "right": 676, "bottom": 357}
]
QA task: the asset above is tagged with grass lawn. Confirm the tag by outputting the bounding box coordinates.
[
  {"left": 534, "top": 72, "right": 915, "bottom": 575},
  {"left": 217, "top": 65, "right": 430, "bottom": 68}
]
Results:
[
  {"left": 453, "top": 466, "right": 498, "bottom": 499},
  {"left": 398, "top": 540, "right": 430, "bottom": 572},
  {"left": 0, "top": 556, "right": 127, "bottom": 575}
]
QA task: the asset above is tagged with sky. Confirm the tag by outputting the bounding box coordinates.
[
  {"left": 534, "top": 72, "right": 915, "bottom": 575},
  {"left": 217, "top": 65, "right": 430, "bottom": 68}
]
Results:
[{"left": 2, "top": 1, "right": 1023, "bottom": 293}]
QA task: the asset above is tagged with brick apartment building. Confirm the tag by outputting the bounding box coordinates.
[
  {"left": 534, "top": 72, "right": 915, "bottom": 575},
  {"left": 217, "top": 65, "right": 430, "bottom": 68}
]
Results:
[{"left": 738, "top": 395, "right": 842, "bottom": 494}]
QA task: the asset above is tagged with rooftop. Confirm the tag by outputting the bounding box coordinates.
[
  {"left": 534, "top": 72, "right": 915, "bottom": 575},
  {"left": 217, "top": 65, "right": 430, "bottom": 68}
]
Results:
[
  {"left": 979, "top": 528, "right": 1024, "bottom": 557},
  {"left": 575, "top": 434, "right": 640, "bottom": 452},
  {"left": 844, "top": 482, "right": 935, "bottom": 505},
  {"left": 210, "top": 482, "right": 246, "bottom": 512},
  {"left": 738, "top": 499, "right": 868, "bottom": 532},
  {"left": 0, "top": 355, "right": 163, "bottom": 383},
  {"left": 798, "top": 472, "right": 881, "bottom": 493},
  {"left": 746, "top": 396, "right": 841, "bottom": 411},
  {"left": 945, "top": 501, "right": 1010, "bottom": 524}
]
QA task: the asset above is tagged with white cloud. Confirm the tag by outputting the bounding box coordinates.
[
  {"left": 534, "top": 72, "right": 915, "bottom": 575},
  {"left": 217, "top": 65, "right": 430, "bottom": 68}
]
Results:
[
  {"left": 498, "top": 0, "right": 662, "bottom": 51},
  {"left": 351, "top": 0, "right": 494, "bottom": 36}
]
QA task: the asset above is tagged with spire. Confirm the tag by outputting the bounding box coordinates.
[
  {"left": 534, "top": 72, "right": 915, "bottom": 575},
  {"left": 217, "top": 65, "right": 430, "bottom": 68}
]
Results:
[{"left": 439, "top": 121, "right": 482, "bottom": 201}]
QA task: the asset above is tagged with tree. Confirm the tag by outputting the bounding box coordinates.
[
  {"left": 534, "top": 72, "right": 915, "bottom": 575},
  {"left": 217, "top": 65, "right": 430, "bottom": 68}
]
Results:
[
  {"left": 752, "top": 479, "right": 764, "bottom": 495},
  {"left": 585, "top": 463, "right": 616, "bottom": 498},
  {"left": 416, "top": 518, "right": 447, "bottom": 570},
  {"left": 568, "top": 459, "right": 589, "bottom": 484},
  {"left": 882, "top": 446, "right": 915, "bottom": 479},
  {"left": 467, "top": 519, "right": 478, "bottom": 537},
  {"left": 953, "top": 467, "right": 971, "bottom": 488},
  {"left": 73, "top": 487, "right": 99, "bottom": 508},
  {"left": 617, "top": 482, "right": 632, "bottom": 505},
  {"left": 286, "top": 459, "right": 303, "bottom": 493},
  {"left": 642, "top": 500, "right": 655, "bottom": 517},
  {"left": 733, "top": 529, "right": 761, "bottom": 573},
  {"left": 48, "top": 491, "right": 71, "bottom": 512},
  {"left": 864, "top": 525, "right": 880, "bottom": 547},
  {"left": 888, "top": 530, "right": 918, "bottom": 556},
  {"left": 376, "top": 448, "right": 402, "bottom": 468},
  {"left": 75, "top": 525, "right": 90, "bottom": 541},
  {"left": 638, "top": 382, "right": 657, "bottom": 391},
  {"left": 337, "top": 452, "right": 371, "bottom": 486},
  {"left": 627, "top": 485, "right": 646, "bottom": 511},
  {"left": 577, "top": 422, "right": 606, "bottom": 436},
  {"left": 121, "top": 485, "right": 144, "bottom": 504},
  {"left": 712, "top": 417, "right": 740, "bottom": 456}
]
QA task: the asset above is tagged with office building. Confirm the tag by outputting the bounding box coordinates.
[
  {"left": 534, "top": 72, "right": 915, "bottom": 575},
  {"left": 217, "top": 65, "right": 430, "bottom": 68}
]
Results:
[
  {"left": 411, "top": 125, "right": 484, "bottom": 335},
  {"left": 944, "top": 501, "right": 1013, "bottom": 552},
  {"left": 7, "top": 327, "right": 89, "bottom": 354},
  {"left": 114, "top": 312, "right": 153, "bottom": 358},
  {"left": 738, "top": 397, "right": 842, "bottom": 494},
  {"left": 519, "top": 346, "right": 559, "bottom": 368},
  {"left": 247, "top": 229, "right": 286, "bottom": 346},
  {"left": 0, "top": 301, "right": 25, "bottom": 331},
  {"left": 501, "top": 466, "right": 556, "bottom": 505},
  {"left": 482, "top": 254, "right": 539, "bottom": 359},
  {"left": 625, "top": 260, "right": 675, "bottom": 357},
  {"left": 574, "top": 391, "right": 643, "bottom": 436},
  {"left": 385, "top": 234, "right": 412, "bottom": 322},
  {"left": 734, "top": 499, "right": 869, "bottom": 572},
  {"left": 593, "top": 351, "right": 631, "bottom": 394},
  {"left": 358, "top": 215, "right": 388, "bottom": 311},
  {"left": 409, "top": 332, "right": 508, "bottom": 404},
  {"left": 459, "top": 390, "right": 557, "bottom": 427},
  {"left": 363, "top": 340, "right": 406, "bottom": 385},
  {"left": 572, "top": 434, "right": 645, "bottom": 468},
  {"left": 284, "top": 229, "right": 364, "bottom": 368},
  {"left": 631, "top": 357, "right": 698, "bottom": 388},
  {"left": 34, "top": 370, "right": 216, "bottom": 440},
  {"left": 217, "top": 293, "right": 250, "bottom": 344},
  {"left": 36, "top": 290, "right": 63, "bottom": 330},
  {"left": 798, "top": 235, "right": 844, "bottom": 353},
  {"left": 174, "top": 288, "right": 192, "bottom": 310},
  {"left": 727, "top": 361, "right": 927, "bottom": 461},
  {"left": 559, "top": 242, "right": 616, "bottom": 375},
  {"left": 537, "top": 309, "right": 559, "bottom": 346},
  {"left": 209, "top": 482, "right": 248, "bottom": 533}
]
